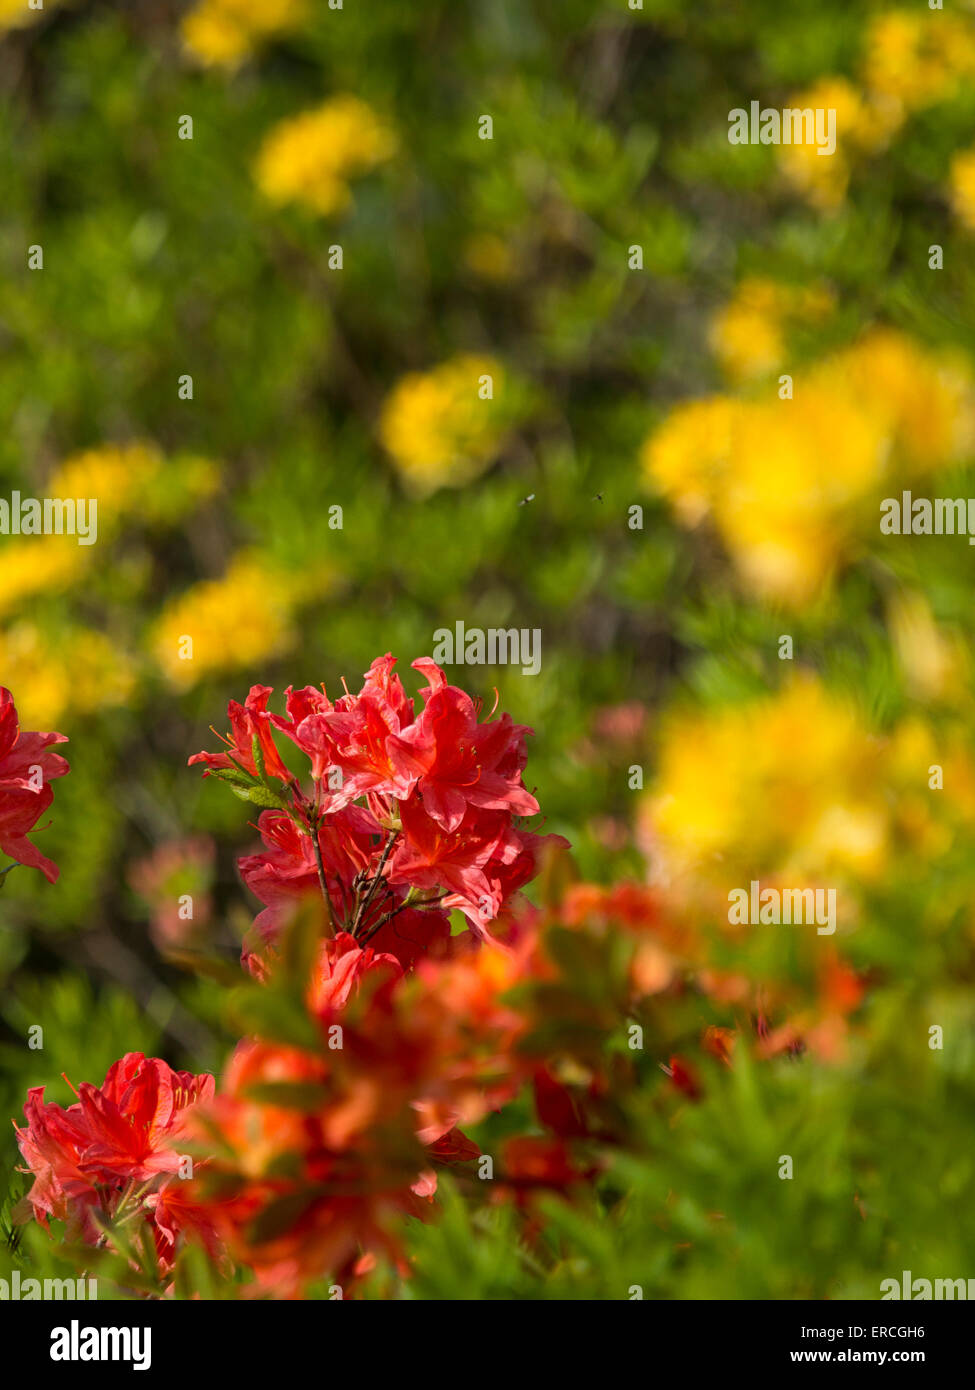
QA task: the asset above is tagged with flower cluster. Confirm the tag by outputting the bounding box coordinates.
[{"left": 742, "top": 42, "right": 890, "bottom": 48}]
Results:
[
  {"left": 0, "top": 686, "right": 69, "bottom": 883},
  {"left": 642, "top": 327, "right": 975, "bottom": 604},
  {"left": 152, "top": 554, "right": 331, "bottom": 691},
  {"left": 641, "top": 672, "right": 975, "bottom": 898},
  {"left": 254, "top": 96, "right": 397, "bottom": 217},
  {"left": 378, "top": 356, "right": 510, "bottom": 495},
  {"left": 13, "top": 656, "right": 879, "bottom": 1296},
  {"left": 778, "top": 9, "right": 975, "bottom": 210},
  {"left": 16, "top": 655, "right": 876, "bottom": 1300},
  {"left": 192, "top": 934, "right": 534, "bottom": 1295},
  {"left": 189, "top": 654, "right": 560, "bottom": 974},
  {"left": 14, "top": 658, "right": 577, "bottom": 1295},
  {"left": 707, "top": 277, "right": 835, "bottom": 385},
  {"left": 15, "top": 1054, "right": 221, "bottom": 1275},
  {"left": 182, "top": 0, "right": 307, "bottom": 68}
]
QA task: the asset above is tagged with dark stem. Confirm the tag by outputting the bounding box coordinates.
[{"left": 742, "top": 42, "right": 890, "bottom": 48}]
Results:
[
  {"left": 351, "top": 832, "right": 399, "bottom": 937},
  {"left": 359, "top": 890, "right": 448, "bottom": 948},
  {"left": 309, "top": 819, "right": 337, "bottom": 936},
  {"left": 358, "top": 899, "right": 411, "bottom": 948}
]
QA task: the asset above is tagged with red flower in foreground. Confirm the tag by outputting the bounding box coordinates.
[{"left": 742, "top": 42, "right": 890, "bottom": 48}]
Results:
[
  {"left": 188, "top": 932, "right": 543, "bottom": 1296},
  {"left": 392, "top": 658, "right": 539, "bottom": 831},
  {"left": 15, "top": 1053, "right": 219, "bottom": 1271},
  {"left": 306, "top": 931, "right": 402, "bottom": 1014},
  {"left": 188, "top": 684, "right": 292, "bottom": 783},
  {"left": 190, "top": 1035, "right": 438, "bottom": 1297},
  {"left": 189, "top": 655, "right": 564, "bottom": 969},
  {"left": 316, "top": 654, "right": 423, "bottom": 804},
  {"left": 269, "top": 683, "right": 335, "bottom": 781},
  {"left": 0, "top": 686, "right": 68, "bottom": 882},
  {"left": 387, "top": 798, "right": 523, "bottom": 932}
]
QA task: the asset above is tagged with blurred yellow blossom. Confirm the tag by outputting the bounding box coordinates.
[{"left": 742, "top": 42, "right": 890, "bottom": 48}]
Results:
[
  {"left": 254, "top": 96, "right": 397, "bottom": 217},
  {"left": 779, "top": 12, "right": 975, "bottom": 212},
  {"left": 777, "top": 77, "right": 900, "bottom": 211},
  {"left": 0, "top": 444, "right": 190, "bottom": 617},
  {"left": 643, "top": 677, "right": 891, "bottom": 891},
  {"left": 0, "top": 537, "right": 86, "bottom": 619},
  {"left": 47, "top": 442, "right": 163, "bottom": 531},
  {"left": 834, "top": 329, "right": 975, "bottom": 468},
  {"left": 950, "top": 147, "right": 975, "bottom": 233},
  {"left": 47, "top": 442, "right": 220, "bottom": 533},
  {"left": 379, "top": 355, "right": 510, "bottom": 495},
  {"left": 641, "top": 396, "right": 737, "bottom": 528},
  {"left": 642, "top": 328, "right": 975, "bottom": 604},
  {"left": 888, "top": 591, "right": 970, "bottom": 706},
  {"left": 642, "top": 676, "right": 975, "bottom": 912},
  {"left": 151, "top": 555, "right": 329, "bottom": 689},
  {"left": 0, "top": 623, "right": 135, "bottom": 727},
  {"left": 709, "top": 384, "right": 885, "bottom": 604},
  {"left": 862, "top": 10, "right": 975, "bottom": 115},
  {"left": 709, "top": 278, "right": 835, "bottom": 383},
  {"left": 182, "top": 0, "right": 306, "bottom": 68},
  {"left": 0, "top": 0, "right": 64, "bottom": 32}
]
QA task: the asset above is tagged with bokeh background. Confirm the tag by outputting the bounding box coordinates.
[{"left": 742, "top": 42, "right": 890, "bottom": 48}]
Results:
[{"left": 3, "top": 0, "right": 975, "bottom": 1298}]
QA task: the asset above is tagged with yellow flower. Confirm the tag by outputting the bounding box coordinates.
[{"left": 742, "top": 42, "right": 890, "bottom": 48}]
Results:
[
  {"left": 0, "top": 623, "right": 135, "bottom": 727},
  {"left": 777, "top": 77, "right": 900, "bottom": 212},
  {"left": 642, "top": 328, "right": 975, "bottom": 604},
  {"left": 710, "top": 383, "right": 886, "bottom": 604},
  {"left": 151, "top": 555, "right": 328, "bottom": 689},
  {"left": 644, "top": 677, "right": 891, "bottom": 893},
  {"left": 0, "top": 0, "right": 62, "bottom": 32},
  {"left": 182, "top": 0, "right": 306, "bottom": 68},
  {"left": 640, "top": 396, "right": 737, "bottom": 527},
  {"left": 642, "top": 676, "right": 975, "bottom": 913},
  {"left": 0, "top": 538, "right": 86, "bottom": 620},
  {"left": 833, "top": 328, "right": 975, "bottom": 470},
  {"left": 0, "top": 444, "right": 176, "bottom": 617},
  {"left": 779, "top": 13, "right": 975, "bottom": 213},
  {"left": 862, "top": 10, "right": 975, "bottom": 115},
  {"left": 639, "top": 675, "right": 951, "bottom": 917},
  {"left": 254, "top": 96, "right": 397, "bottom": 217},
  {"left": 47, "top": 442, "right": 163, "bottom": 531},
  {"left": 709, "top": 278, "right": 835, "bottom": 383},
  {"left": 709, "top": 281, "right": 785, "bottom": 384},
  {"left": 950, "top": 146, "right": 975, "bottom": 233},
  {"left": 379, "top": 355, "right": 510, "bottom": 495}
]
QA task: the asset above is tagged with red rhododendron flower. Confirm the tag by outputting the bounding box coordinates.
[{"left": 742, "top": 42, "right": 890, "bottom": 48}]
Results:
[
  {"left": 189, "top": 655, "right": 562, "bottom": 963},
  {"left": 189, "top": 684, "right": 293, "bottom": 783},
  {"left": 15, "top": 1053, "right": 219, "bottom": 1270},
  {"left": 189, "top": 927, "right": 536, "bottom": 1296},
  {"left": 387, "top": 797, "right": 522, "bottom": 932},
  {"left": 0, "top": 686, "right": 68, "bottom": 882},
  {"left": 74, "top": 1053, "right": 213, "bottom": 1183},
  {"left": 316, "top": 654, "right": 424, "bottom": 804},
  {"left": 395, "top": 658, "right": 539, "bottom": 830},
  {"left": 238, "top": 804, "right": 379, "bottom": 965},
  {"left": 269, "top": 684, "right": 336, "bottom": 781},
  {"left": 165, "top": 655, "right": 576, "bottom": 1292},
  {"left": 190, "top": 1035, "right": 439, "bottom": 1297},
  {"left": 306, "top": 931, "right": 402, "bottom": 1014}
]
